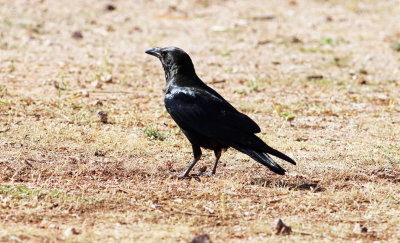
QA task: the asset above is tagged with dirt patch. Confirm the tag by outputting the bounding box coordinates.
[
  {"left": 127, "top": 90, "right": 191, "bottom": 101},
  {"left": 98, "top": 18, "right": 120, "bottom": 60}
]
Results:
[{"left": 1, "top": 0, "right": 400, "bottom": 242}]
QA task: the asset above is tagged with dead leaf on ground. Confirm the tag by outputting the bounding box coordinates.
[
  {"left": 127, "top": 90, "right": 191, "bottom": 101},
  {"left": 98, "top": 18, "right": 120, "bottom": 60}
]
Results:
[
  {"left": 97, "top": 111, "right": 108, "bottom": 123},
  {"left": 252, "top": 15, "right": 276, "bottom": 20},
  {"left": 307, "top": 75, "right": 324, "bottom": 80},
  {"left": 272, "top": 219, "right": 292, "bottom": 235}
]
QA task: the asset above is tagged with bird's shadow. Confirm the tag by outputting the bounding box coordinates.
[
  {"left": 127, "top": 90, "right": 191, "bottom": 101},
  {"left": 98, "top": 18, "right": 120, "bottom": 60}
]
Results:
[
  {"left": 250, "top": 177, "right": 324, "bottom": 192},
  {"left": 170, "top": 172, "right": 219, "bottom": 182}
]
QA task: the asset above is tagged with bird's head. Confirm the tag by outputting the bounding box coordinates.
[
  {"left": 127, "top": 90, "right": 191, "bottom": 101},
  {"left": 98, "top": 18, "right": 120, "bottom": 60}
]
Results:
[{"left": 145, "top": 46, "right": 196, "bottom": 81}]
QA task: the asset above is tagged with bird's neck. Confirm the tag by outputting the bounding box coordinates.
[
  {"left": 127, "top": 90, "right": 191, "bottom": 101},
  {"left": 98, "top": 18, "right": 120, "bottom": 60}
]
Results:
[
  {"left": 165, "top": 72, "right": 204, "bottom": 91},
  {"left": 163, "top": 63, "right": 178, "bottom": 81},
  {"left": 164, "top": 64, "right": 200, "bottom": 87}
]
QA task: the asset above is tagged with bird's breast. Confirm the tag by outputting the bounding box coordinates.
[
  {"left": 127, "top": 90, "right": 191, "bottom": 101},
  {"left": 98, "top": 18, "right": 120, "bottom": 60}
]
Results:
[{"left": 165, "top": 87, "right": 197, "bottom": 100}]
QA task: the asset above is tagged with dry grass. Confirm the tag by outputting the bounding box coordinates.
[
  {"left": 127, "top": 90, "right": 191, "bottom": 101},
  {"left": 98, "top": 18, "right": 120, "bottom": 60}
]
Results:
[{"left": 1, "top": 0, "right": 400, "bottom": 242}]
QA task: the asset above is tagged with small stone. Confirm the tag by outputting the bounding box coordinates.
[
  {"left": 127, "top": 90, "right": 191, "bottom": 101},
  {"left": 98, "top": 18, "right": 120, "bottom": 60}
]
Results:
[
  {"left": 190, "top": 234, "right": 213, "bottom": 243},
  {"left": 106, "top": 25, "right": 115, "bottom": 32},
  {"left": 353, "top": 223, "right": 368, "bottom": 234},
  {"left": 102, "top": 74, "right": 113, "bottom": 83},
  {"left": 71, "top": 31, "right": 83, "bottom": 39},
  {"left": 44, "top": 40, "right": 55, "bottom": 46},
  {"left": 211, "top": 26, "right": 228, "bottom": 32},
  {"left": 64, "top": 227, "right": 80, "bottom": 237},
  {"left": 105, "top": 4, "right": 116, "bottom": 11},
  {"left": 77, "top": 90, "right": 89, "bottom": 97},
  {"left": 92, "top": 100, "right": 103, "bottom": 106},
  {"left": 358, "top": 79, "right": 367, "bottom": 85},
  {"left": 291, "top": 36, "right": 301, "bottom": 43},
  {"left": 199, "top": 166, "right": 207, "bottom": 173},
  {"left": 9, "top": 236, "right": 21, "bottom": 242},
  {"left": 92, "top": 81, "right": 103, "bottom": 89}
]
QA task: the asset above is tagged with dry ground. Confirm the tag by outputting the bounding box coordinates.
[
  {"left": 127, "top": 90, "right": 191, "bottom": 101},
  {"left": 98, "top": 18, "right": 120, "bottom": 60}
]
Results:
[{"left": 1, "top": 0, "right": 400, "bottom": 242}]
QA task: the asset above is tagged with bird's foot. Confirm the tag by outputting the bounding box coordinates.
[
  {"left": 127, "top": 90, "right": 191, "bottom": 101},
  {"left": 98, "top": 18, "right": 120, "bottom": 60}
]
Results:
[
  {"left": 201, "top": 172, "right": 220, "bottom": 177},
  {"left": 177, "top": 174, "right": 190, "bottom": 179}
]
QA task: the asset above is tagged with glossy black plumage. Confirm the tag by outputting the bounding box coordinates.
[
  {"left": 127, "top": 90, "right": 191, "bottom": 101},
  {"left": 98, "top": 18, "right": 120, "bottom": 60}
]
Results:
[{"left": 145, "top": 47, "right": 296, "bottom": 177}]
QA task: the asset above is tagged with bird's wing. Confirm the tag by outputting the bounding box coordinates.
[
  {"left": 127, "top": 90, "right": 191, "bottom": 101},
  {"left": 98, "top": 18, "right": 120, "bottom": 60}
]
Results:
[
  {"left": 165, "top": 86, "right": 262, "bottom": 143},
  {"left": 165, "top": 86, "right": 296, "bottom": 165}
]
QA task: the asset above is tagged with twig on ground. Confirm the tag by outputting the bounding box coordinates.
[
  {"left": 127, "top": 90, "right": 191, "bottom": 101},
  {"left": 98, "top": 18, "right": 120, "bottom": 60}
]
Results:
[
  {"left": 0, "top": 128, "right": 10, "bottom": 133},
  {"left": 84, "top": 90, "right": 136, "bottom": 94}
]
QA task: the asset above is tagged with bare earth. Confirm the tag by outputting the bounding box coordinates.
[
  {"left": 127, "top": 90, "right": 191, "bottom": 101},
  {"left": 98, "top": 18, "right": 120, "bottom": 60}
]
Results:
[{"left": 1, "top": 0, "right": 400, "bottom": 242}]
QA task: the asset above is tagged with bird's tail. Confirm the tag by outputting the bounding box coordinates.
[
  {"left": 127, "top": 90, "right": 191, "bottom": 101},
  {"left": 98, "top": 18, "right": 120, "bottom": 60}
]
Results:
[
  {"left": 234, "top": 147, "right": 287, "bottom": 175},
  {"left": 264, "top": 145, "right": 296, "bottom": 165}
]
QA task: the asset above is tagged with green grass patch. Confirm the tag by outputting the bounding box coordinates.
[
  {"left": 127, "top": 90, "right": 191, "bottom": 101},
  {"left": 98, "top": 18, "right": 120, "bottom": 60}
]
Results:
[
  {"left": 143, "top": 125, "right": 167, "bottom": 141},
  {"left": 390, "top": 43, "right": 400, "bottom": 52}
]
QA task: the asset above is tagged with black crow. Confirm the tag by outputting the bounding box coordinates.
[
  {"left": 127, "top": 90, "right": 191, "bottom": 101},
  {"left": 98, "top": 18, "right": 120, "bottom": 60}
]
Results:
[{"left": 145, "top": 47, "right": 296, "bottom": 177}]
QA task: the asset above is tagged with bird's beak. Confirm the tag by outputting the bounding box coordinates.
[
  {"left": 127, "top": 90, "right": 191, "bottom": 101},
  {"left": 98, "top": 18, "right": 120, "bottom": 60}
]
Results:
[{"left": 145, "top": 47, "right": 162, "bottom": 58}]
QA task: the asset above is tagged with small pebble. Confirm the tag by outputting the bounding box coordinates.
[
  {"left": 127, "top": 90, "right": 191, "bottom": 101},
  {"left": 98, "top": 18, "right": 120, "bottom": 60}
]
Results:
[{"left": 71, "top": 31, "right": 83, "bottom": 39}]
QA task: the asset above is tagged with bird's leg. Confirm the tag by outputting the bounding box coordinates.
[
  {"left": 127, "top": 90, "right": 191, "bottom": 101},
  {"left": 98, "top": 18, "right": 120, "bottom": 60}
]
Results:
[
  {"left": 207, "top": 148, "right": 222, "bottom": 176},
  {"left": 178, "top": 145, "right": 202, "bottom": 178}
]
